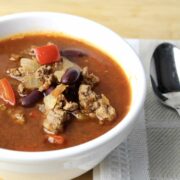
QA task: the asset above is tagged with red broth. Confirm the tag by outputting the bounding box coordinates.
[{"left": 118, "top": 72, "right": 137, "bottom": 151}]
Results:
[{"left": 0, "top": 34, "right": 131, "bottom": 151}]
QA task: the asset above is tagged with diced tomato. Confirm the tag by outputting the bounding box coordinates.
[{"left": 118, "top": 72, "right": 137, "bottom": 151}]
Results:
[
  {"left": 47, "top": 134, "right": 65, "bottom": 145},
  {"left": 34, "top": 44, "right": 61, "bottom": 65},
  {"left": 0, "top": 78, "right": 16, "bottom": 105}
]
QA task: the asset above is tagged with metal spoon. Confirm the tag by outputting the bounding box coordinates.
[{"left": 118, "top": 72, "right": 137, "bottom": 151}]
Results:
[{"left": 150, "top": 42, "right": 180, "bottom": 115}]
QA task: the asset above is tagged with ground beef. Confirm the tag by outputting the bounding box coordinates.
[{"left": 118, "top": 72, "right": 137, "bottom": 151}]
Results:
[
  {"left": 17, "top": 83, "right": 27, "bottom": 97},
  {"left": 78, "top": 84, "right": 99, "bottom": 114},
  {"left": 43, "top": 94, "right": 78, "bottom": 134},
  {"left": 14, "top": 113, "right": 26, "bottom": 125},
  {"left": 78, "top": 84, "right": 116, "bottom": 123},
  {"left": 11, "top": 110, "right": 26, "bottom": 125},
  {"left": 63, "top": 101, "right": 78, "bottom": 112},
  {"left": 71, "top": 110, "right": 88, "bottom": 120},
  {"left": 95, "top": 94, "right": 116, "bottom": 124},
  {"left": 43, "top": 107, "right": 70, "bottom": 134},
  {"left": 35, "top": 65, "right": 52, "bottom": 79},
  {"left": 7, "top": 67, "right": 25, "bottom": 81},
  {"left": 82, "top": 67, "right": 99, "bottom": 87},
  {"left": 35, "top": 65, "right": 55, "bottom": 91}
]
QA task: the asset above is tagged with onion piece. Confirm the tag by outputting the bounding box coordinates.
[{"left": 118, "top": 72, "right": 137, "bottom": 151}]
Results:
[
  {"left": 44, "top": 84, "right": 67, "bottom": 110},
  {"left": 62, "top": 57, "right": 74, "bottom": 69},
  {"left": 44, "top": 94, "right": 57, "bottom": 110},
  {"left": 23, "top": 76, "right": 42, "bottom": 89},
  {"left": 20, "top": 58, "right": 40, "bottom": 73},
  {"left": 54, "top": 57, "right": 81, "bottom": 82},
  {"left": 54, "top": 57, "right": 73, "bottom": 82},
  {"left": 54, "top": 70, "right": 65, "bottom": 82},
  {"left": 62, "top": 57, "right": 80, "bottom": 70}
]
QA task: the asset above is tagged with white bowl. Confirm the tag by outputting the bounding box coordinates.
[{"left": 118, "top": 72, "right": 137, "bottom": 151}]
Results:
[{"left": 0, "top": 12, "right": 146, "bottom": 180}]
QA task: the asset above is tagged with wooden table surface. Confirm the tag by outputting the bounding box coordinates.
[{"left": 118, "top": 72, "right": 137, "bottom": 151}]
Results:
[{"left": 0, "top": 0, "right": 180, "bottom": 179}]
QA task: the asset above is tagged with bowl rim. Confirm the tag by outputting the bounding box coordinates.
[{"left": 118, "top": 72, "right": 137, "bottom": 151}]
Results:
[{"left": 0, "top": 12, "right": 146, "bottom": 163}]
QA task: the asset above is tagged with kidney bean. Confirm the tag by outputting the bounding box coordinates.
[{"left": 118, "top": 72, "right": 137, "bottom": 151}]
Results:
[
  {"left": 64, "top": 84, "right": 78, "bottom": 102},
  {"left": 43, "top": 86, "right": 55, "bottom": 96},
  {"left": 21, "top": 90, "right": 43, "bottom": 107},
  {"left": 61, "top": 48, "right": 86, "bottom": 58},
  {"left": 61, "top": 67, "right": 81, "bottom": 85}
]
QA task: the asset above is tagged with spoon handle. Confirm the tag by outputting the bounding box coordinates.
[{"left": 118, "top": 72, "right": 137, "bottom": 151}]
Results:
[{"left": 175, "top": 107, "right": 180, "bottom": 116}]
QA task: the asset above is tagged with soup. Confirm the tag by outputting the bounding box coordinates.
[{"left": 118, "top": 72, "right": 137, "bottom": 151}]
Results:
[{"left": 0, "top": 33, "right": 131, "bottom": 151}]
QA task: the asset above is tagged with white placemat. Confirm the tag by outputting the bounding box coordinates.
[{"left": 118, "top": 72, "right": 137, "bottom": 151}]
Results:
[{"left": 93, "top": 39, "right": 180, "bottom": 180}]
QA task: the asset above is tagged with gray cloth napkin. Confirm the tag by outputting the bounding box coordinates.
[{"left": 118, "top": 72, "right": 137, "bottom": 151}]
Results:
[{"left": 93, "top": 39, "right": 180, "bottom": 180}]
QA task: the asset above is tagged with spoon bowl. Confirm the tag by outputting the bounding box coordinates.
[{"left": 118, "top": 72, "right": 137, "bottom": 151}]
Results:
[{"left": 150, "top": 42, "right": 180, "bottom": 115}]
